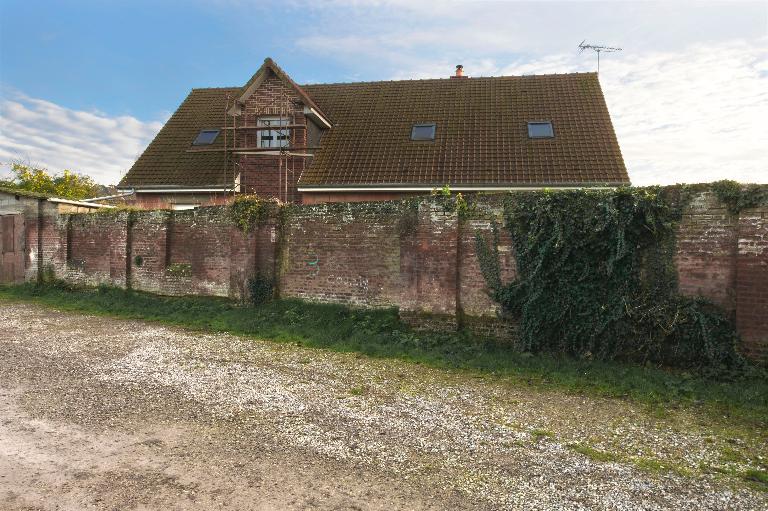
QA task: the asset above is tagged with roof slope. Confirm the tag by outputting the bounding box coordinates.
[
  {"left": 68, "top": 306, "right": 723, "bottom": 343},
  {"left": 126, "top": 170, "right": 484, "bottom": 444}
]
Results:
[
  {"left": 120, "top": 87, "right": 238, "bottom": 188},
  {"left": 120, "top": 70, "right": 628, "bottom": 189},
  {"left": 301, "top": 73, "right": 627, "bottom": 187}
]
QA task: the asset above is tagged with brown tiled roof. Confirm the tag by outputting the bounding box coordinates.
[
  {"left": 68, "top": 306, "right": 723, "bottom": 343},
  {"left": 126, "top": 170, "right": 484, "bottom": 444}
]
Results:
[
  {"left": 301, "top": 73, "right": 627, "bottom": 187},
  {"left": 120, "top": 87, "right": 238, "bottom": 187},
  {"left": 120, "top": 69, "right": 628, "bottom": 189}
]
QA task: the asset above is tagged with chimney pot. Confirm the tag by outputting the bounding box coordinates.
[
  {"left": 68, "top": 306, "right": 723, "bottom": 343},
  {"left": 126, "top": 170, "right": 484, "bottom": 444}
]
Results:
[{"left": 452, "top": 64, "right": 466, "bottom": 79}]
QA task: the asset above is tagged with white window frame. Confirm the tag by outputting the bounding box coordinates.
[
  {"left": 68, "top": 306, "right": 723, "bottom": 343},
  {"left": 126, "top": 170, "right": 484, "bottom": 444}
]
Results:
[{"left": 258, "top": 117, "right": 291, "bottom": 148}]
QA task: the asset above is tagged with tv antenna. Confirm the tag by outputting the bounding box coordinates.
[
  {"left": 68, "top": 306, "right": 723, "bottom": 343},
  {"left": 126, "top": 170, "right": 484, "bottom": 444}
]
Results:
[{"left": 578, "top": 40, "right": 622, "bottom": 73}]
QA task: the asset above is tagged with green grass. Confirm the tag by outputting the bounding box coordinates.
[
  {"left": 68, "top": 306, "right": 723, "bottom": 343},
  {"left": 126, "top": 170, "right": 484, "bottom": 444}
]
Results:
[
  {"left": 530, "top": 429, "right": 555, "bottom": 441},
  {"left": 1, "top": 282, "right": 766, "bottom": 429},
  {"left": 567, "top": 444, "right": 618, "bottom": 463}
]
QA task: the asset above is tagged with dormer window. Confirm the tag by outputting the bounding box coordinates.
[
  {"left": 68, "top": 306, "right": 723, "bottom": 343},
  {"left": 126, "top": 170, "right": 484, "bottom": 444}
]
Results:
[
  {"left": 192, "top": 129, "right": 220, "bottom": 145},
  {"left": 258, "top": 117, "right": 290, "bottom": 148},
  {"left": 411, "top": 123, "right": 436, "bottom": 141},
  {"left": 528, "top": 121, "right": 554, "bottom": 138}
]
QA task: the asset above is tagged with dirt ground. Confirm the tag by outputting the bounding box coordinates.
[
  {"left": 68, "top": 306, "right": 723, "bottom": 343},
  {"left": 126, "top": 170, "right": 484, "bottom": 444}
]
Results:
[{"left": 0, "top": 301, "right": 765, "bottom": 510}]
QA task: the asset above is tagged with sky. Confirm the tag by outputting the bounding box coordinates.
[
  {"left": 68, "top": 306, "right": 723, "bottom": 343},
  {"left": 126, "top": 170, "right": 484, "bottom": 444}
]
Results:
[{"left": 0, "top": 0, "right": 766, "bottom": 186}]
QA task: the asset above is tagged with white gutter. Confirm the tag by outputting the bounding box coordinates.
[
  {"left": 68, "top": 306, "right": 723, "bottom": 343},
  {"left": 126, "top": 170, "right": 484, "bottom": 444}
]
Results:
[
  {"left": 48, "top": 198, "right": 115, "bottom": 209},
  {"left": 82, "top": 191, "right": 136, "bottom": 202},
  {"left": 118, "top": 188, "right": 234, "bottom": 193},
  {"left": 298, "top": 185, "right": 619, "bottom": 192}
]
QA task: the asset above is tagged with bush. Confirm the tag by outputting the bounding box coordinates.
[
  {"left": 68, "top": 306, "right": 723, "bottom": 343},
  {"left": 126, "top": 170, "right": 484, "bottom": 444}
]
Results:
[{"left": 248, "top": 273, "right": 274, "bottom": 305}]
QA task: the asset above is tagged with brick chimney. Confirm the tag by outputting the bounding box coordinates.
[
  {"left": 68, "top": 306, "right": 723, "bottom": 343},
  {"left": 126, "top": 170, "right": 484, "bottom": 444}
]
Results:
[{"left": 451, "top": 64, "right": 467, "bottom": 79}]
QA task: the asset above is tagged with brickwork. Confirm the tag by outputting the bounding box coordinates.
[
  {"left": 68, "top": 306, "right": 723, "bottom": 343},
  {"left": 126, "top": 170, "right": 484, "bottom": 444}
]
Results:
[
  {"left": 735, "top": 205, "right": 768, "bottom": 360},
  {"left": 64, "top": 212, "right": 130, "bottom": 288},
  {"left": 279, "top": 202, "right": 404, "bottom": 307},
  {"left": 237, "top": 74, "right": 307, "bottom": 202},
  {"left": 10, "top": 184, "right": 768, "bottom": 360},
  {"left": 675, "top": 191, "right": 738, "bottom": 313}
]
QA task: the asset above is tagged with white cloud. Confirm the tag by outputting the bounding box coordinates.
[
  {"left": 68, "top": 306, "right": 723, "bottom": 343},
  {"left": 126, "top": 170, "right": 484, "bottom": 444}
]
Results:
[
  {"left": 0, "top": 91, "right": 165, "bottom": 185},
  {"left": 297, "top": 8, "right": 768, "bottom": 185}
]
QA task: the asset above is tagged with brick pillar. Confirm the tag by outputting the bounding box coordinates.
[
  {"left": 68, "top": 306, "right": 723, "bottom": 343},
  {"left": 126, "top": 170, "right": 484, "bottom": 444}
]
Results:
[
  {"left": 399, "top": 200, "right": 460, "bottom": 330},
  {"left": 735, "top": 206, "right": 768, "bottom": 360}
]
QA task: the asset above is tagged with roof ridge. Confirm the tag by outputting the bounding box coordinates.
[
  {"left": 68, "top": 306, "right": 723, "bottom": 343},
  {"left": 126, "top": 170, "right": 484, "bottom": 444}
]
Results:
[
  {"left": 190, "top": 71, "right": 599, "bottom": 93},
  {"left": 191, "top": 86, "right": 241, "bottom": 91},
  {"left": 301, "top": 71, "right": 598, "bottom": 87}
]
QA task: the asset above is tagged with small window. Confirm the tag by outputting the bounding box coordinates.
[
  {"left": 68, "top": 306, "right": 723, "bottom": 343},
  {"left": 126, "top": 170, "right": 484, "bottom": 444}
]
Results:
[
  {"left": 258, "top": 118, "right": 291, "bottom": 148},
  {"left": 411, "top": 123, "right": 436, "bottom": 141},
  {"left": 528, "top": 122, "right": 554, "bottom": 138},
  {"left": 193, "top": 129, "right": 220, "bottom": 145},
  {"left": 171, "top": 204, "right": 198, "bottom": 211}
]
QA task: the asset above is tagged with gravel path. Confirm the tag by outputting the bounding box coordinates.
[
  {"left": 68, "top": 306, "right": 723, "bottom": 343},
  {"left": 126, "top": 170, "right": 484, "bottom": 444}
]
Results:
[{"left": 0, "top": 301, "right": 765, "bottom": 510}]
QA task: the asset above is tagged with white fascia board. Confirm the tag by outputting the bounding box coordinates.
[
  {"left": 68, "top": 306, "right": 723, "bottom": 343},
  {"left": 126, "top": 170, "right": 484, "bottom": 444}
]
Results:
[
  {"left": 48, "top": 198, "right": 115, "bottom": 208},
  {"left": 298, "top": 185, "right": 617, "bottom": 192},
  {"left": 125, "top": 188, "right": 233, "bottom": 193},
  {"left": 303, "top": 106, "right": 332, "bottom": 129}
]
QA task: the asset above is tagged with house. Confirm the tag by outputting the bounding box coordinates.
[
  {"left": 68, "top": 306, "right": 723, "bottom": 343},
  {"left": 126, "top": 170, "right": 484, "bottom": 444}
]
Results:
[{"left": 118, "top": 59, "right": 629, "bottom": 208}]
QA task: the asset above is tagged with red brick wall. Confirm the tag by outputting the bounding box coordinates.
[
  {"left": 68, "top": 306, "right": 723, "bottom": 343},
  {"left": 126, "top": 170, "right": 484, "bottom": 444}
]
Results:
[
  {"left": 131, "top": 192, "right": 231, "bottom": 210},
  {"left": 22, "top": 185, "right": 768, "bottom": 360},
  {"left": 65, "top": 212, "right": 130, "bottom": 288},
  {"left": 279, "top": 202, "right": 404, "bottom": 307},
  {"left": 735, "top": 206, "right": 768, "bottom": 360},
  {"left": 236, "top": 74, "right": 307, "bottom": 202},
  {"left": 675, "top": 191, "right": 738, "bottom": 313}
]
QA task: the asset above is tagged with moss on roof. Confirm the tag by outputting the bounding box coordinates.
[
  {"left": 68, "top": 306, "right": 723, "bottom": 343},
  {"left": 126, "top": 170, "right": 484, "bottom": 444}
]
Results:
[{"left": 120, "top": 69, "right": 629, "bottom": 189}]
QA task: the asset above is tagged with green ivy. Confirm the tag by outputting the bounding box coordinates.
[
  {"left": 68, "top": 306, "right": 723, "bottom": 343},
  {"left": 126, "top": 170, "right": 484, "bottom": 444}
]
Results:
[
  {"left": 475, "top": 187, "right": 744, "bottom": 371},
  {"left": 711, "top": 180, "right": 768, "bottom": 215},
  {"left": 248, "top": 272, "right": 274, "bottom": 305},
  {"left": 229, "top": 195, "right": 281, "bottom": 231}
]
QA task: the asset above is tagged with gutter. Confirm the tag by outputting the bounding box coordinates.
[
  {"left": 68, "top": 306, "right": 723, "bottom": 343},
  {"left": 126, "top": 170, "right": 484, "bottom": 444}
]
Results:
[
  {"left": 82, "top": 191, "right": 136, "bottom": 202},
  {"left": 48, "top": 198, "right": 115, "bottom": 209},
  {"left": 298, "top": 184, "right": 625, "bottom": 193},
  {"left": 116, "top": 187, "right": 234, "bottom": 194}
]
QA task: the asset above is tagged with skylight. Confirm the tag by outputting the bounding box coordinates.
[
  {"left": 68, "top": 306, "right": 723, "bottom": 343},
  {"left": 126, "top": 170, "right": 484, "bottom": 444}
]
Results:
[
  {"left": 527, "top": 122, "right": 554, "bottom": 139},
  {"left": 411, "top": 123, "right": 436, "bottom": 141},
  {"left": 193, "top": 129, "right": 220, "bottom": 145}
]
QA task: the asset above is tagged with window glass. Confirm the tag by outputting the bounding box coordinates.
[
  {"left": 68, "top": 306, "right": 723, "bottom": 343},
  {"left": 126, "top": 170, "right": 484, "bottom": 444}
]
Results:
[
  {"left": 193, "top": 130, "right": 220, "bottom": 145},
  {"left": 411, "top": 124, "right": 436, "bottom": 141},
  {"left": 527, "top": 122, "right": 554, "bottom": 138},
  {"left": 258, "top": 118, "right": 291, "bottom": 148}
]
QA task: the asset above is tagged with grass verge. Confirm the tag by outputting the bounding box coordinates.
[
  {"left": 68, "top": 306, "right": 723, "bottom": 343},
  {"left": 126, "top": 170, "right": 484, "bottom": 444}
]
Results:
[{"left": 1, "top": 283, "right": 766, "bottom": 430}]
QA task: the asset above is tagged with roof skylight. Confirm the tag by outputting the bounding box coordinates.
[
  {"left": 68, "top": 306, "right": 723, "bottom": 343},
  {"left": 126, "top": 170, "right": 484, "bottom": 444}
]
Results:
[
  {"left": 527, "top": 122, "right": 554, "bottom": 139},
  {"left": 411, "top": 123, "right": 436, "bottom": 141},
  {"left": 193, "top": 129, "right": 220, "bottom": 145}
]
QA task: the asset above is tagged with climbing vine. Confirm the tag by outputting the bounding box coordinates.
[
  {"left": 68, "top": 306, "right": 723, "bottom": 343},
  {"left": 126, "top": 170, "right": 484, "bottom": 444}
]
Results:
[
  {"left": 228, "top": 195, "right": 281, "bottom": 231},
  {"left": 711, "top": 180, "right": 768, "bottom": 215},
  {"left": 475, "top": 187, "right": 744, "bottom": 370}
]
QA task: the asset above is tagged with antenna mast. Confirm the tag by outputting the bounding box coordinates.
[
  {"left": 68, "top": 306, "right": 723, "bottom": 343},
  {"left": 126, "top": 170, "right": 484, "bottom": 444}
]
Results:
[{"left": 578, "top": 40, "right": 622, "bottom": 73}]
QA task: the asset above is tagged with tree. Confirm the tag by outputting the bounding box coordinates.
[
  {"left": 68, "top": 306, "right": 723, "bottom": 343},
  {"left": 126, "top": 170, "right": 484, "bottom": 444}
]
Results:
[{"left": 0, "top": 163, "right": 101, "bottom": 200}]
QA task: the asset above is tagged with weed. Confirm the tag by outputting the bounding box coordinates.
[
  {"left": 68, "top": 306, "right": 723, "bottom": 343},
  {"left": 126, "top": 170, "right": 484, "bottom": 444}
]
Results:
[
  {"left": 0, "top": 283, "right": 766, "bottom": 430},
  {"left": 567, "top": 443, "right": 618, "bottom": 463},
  {"left": 530, "top": 429, "right": 554, "bottom": 441}
]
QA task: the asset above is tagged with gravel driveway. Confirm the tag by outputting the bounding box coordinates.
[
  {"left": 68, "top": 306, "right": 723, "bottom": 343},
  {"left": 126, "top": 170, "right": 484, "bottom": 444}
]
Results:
[{"left": 1, "top": 301, "right": 765, "bottom": 510}]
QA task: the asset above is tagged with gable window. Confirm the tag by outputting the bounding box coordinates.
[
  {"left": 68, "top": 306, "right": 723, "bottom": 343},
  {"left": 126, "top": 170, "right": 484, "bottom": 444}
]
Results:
[
  {"left": 258, "top": 118, "right": 290, "bottom": 148},
  {"left": 193, "top": 129, "right": 220, "bottom": 145},
  {"left": 527, "top": 121, "right": 554, "bottom": 138},
  {"left": 411, "top": 123, "right": 436, "bottom": 141}
]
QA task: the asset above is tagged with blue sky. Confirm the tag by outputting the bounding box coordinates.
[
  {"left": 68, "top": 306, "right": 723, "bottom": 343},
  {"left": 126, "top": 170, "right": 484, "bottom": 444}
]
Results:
[{"left": 1, "top": 0, "right": 766, "bottom": 185}]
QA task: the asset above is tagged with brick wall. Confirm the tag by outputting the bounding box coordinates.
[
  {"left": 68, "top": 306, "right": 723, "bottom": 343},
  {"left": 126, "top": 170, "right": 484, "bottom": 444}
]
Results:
[
  {"left": 237, "top": 74, "right": 307, "bottom": 202},
  {"left": 17, "top": 184, "right": 767, "bottom": 360}
]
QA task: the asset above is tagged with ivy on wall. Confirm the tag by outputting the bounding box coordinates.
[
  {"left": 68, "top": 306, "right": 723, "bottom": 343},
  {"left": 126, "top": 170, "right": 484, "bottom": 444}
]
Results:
[
  {"left": 228, "top": 195, "right": 281, "bottom": 232},
  {"left": 475, "top": 187, "right": 744, "bottom": 370},
  {"left": 711, "top": 180, "right": 768, "bottom": 215}
]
